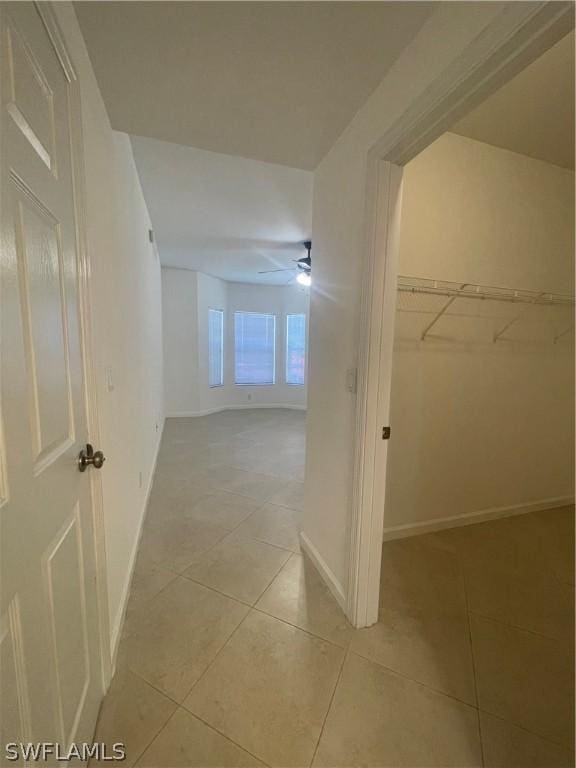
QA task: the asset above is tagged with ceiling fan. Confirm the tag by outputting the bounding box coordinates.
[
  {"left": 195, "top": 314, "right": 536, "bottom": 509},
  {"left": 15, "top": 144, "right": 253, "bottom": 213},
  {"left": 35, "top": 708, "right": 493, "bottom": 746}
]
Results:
[{"left": 258, "top": 240, "right": 312, "bottom": 286}]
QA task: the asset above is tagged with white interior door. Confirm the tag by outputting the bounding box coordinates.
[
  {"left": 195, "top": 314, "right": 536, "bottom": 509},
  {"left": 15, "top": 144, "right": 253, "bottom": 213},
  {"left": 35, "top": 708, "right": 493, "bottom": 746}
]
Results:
[{"left": 1, "top": 1, "right": 103, "bottom": 754}]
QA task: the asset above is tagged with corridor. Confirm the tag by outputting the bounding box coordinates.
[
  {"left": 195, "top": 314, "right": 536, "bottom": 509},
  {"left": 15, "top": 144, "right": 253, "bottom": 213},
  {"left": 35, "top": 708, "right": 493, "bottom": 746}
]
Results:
[{"left": 94, "top": 410, "right": 574, "bottom": 767}]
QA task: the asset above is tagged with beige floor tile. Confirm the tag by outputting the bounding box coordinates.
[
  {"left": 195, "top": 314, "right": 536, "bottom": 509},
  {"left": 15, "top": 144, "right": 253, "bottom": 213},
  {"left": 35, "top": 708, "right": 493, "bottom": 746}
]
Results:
[
  {"left": 530, "top": 506, "right": 575, "bottom": 586},
  {"left": 184, "top": 536, "right": 290, "bottom": 604},
  {"left": 123, "top": 577, "right": 249, "bottom": 702},
  {"left": 138, "top": 516, "right": 229, "bottom": 573},
  {"left": 229, "top": 444, "right": 303, "bottom": 479},
  {"left": 144, "top": 486, "right": 216, "bottom": 532},
  {"left": 313, "top": 652, "right": 482, "bottom": 767},
  {"left": 480, "top": 712, "right": 575, "bottom": 768},
  {"left": 91, "top": 670, "right": 176, "bottom": 767},
  {"left": 136, "top": 709, "right": 264, "bottom": 767},
  {"left": 256, "top": 553, "right": 353, "bottom": 647},
  {"left": 200, "top": 465, "right": 287, "bottom": 501},
  {"left": 97, "top": 413, "right": 574, "bottom": 768},
  {"left": 470, "top": 613, "right": 575, "bottom": 748},
  {"left": 437, "top": 515, "right": 575, "bottom": 640},
  {"left": 183, "top": 491, "right": 262, "bottom": 530},
  {"left": 268, "top": 480, "right": 305, "bottom": 512},
  {"left": 350, "top": 535, "right": 476, "bottom": 704},
  {"left": 233, "top": 503, "right": 301, "bottom": 552},
  {"left": 122, "top": 558, "right": 178, "bottom": 637},
  {"left": 184, "top": 610, "right": 344, "bottom": 767}
]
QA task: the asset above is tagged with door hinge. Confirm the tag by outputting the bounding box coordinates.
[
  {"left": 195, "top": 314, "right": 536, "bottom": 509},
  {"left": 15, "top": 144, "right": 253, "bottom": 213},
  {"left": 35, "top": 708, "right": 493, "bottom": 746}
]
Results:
[{"left": 382, "top": 426, "right": 391, "bottom": 440}]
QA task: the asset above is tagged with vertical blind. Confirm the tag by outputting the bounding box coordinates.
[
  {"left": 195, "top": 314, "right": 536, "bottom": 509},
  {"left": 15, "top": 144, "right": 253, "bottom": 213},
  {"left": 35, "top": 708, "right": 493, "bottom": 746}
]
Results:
[
  {"left": 208, "top": 308, "right": 224, "bottom": 387},
  {"left": 234, "top": 311, "right": 275, "bottom": 385},
  {"left": 286, "top": 314, "right": 306, "bottom": 385}
]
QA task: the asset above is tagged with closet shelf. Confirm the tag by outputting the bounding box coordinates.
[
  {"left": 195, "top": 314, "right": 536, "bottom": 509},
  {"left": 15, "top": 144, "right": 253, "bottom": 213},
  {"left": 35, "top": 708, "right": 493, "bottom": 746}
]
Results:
[{"left": 396, "top": 275, "right": 574, "bottom": 343}]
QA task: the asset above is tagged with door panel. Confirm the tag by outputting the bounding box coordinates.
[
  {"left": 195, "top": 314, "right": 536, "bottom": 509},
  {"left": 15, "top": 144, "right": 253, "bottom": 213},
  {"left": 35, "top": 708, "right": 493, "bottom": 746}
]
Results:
[
  {"left": 15, "top": 179, "right": 74, "bottom": 467},
  {"left": 1, "top": 2, "right": 103, "bottom": 756}
]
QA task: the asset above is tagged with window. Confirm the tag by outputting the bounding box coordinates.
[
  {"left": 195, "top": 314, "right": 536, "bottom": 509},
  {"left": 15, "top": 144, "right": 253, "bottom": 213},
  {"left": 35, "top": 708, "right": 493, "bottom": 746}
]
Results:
[
  {"left": 234, "top": 312, "right": 275, "bottom": 385},
  {"left": 208, "top": 309, "right": 224, "bottom": 387},
  {"left": 286, "top": 314, "right": 306, "bottom": 385}
]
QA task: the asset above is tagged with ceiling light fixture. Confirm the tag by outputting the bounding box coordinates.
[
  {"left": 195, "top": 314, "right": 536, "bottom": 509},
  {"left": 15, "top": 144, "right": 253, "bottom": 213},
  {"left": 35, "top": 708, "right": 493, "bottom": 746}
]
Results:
[{"left": 297, "top": 272, "right": 312, "bottom": 287}]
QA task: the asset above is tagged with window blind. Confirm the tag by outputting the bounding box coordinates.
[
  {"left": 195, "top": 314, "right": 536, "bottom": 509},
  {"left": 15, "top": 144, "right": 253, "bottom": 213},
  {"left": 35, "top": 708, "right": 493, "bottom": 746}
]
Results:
[{"left": 234, "top": 311, "right": 275, "bottom": 385}]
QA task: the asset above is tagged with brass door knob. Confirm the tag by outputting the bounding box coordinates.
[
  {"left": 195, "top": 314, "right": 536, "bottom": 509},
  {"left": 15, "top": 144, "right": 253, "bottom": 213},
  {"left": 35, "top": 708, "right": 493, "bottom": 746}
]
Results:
[{"left": 78, "top": 443, "right": 106, "bottom": 472}]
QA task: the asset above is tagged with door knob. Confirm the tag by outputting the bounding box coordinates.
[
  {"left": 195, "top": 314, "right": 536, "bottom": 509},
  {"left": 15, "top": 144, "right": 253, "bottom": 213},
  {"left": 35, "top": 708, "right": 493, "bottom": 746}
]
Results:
[{"left": 78, "top": 443, "right": 106, "bottom": 472}]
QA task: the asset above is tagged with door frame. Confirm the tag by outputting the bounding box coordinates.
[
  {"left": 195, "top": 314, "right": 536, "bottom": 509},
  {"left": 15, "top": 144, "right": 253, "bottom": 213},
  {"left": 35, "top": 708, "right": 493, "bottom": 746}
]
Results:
[
  {"left": 35, "top": 2, "right": 111, "bottom": 688},
  {"left": 348, "top": 1, "right": 575, "bottom": 628}
]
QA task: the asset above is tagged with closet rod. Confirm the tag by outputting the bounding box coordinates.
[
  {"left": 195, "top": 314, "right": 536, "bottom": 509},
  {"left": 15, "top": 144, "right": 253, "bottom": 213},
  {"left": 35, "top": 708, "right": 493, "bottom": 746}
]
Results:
[{"left": 397, "top": 278, "right": 574, "bottom": 307}]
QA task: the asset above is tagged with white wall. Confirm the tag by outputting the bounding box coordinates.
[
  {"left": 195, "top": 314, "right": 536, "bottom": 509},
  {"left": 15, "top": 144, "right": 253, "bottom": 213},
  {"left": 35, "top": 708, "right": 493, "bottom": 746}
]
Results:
[
  {"left": 162, "top": 269, "right": 200, "bottom": 414},
  {"left": 53, "top": 5, "right": 164, "bottom": 658},
  {"left": 384, "top": 133, "right": 574, "bottom": 534},
  {"left": 302, "top": 3, "right": 539, "bottom": 596},
  {"left": 163, "top": 267, "right": 309, "bottom": 415}
]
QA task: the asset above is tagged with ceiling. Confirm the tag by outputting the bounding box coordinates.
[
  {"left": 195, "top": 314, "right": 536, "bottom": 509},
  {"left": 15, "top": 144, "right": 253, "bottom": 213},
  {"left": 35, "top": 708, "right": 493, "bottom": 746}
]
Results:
[
  {"left": 131, "top": 136, "right": 313, "bottom": 285},
  {"left": 75, "top": 1, "right": 433, "bottom": 170},
  {"left": 452, "top": 31, "right": 575, "bottom": 170}
]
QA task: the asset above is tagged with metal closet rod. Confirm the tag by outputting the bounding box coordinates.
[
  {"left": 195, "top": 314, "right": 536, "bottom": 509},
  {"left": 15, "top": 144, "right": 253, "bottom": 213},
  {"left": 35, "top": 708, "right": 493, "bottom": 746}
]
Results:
[{"left": 396, "top": 275, "right": 575, "bottom": 342}]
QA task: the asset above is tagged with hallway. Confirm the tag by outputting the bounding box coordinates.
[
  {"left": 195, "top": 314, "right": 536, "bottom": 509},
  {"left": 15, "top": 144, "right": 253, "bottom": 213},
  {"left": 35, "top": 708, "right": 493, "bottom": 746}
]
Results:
[{"left": 94, "top": 410, "right": 574, "bottom": 768}]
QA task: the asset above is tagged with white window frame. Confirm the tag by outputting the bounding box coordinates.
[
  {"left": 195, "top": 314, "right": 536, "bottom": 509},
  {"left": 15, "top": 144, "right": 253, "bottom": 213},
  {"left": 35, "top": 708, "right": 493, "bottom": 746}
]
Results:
[{"left": 208, "top": 308, "right": 224, "bottom": 388}]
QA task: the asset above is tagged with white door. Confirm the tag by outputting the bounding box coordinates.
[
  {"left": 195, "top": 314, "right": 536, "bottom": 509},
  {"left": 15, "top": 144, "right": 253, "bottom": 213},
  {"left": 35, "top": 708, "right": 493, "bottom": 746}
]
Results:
[{"left": 1, "top": 1, "right": 103, "bottom": 755}]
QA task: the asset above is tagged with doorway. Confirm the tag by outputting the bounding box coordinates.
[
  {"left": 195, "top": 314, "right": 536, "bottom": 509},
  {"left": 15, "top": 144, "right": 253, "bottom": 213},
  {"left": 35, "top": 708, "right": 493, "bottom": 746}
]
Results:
[{"left": 351, "top": 27, "right": 575, "bottom": 762}]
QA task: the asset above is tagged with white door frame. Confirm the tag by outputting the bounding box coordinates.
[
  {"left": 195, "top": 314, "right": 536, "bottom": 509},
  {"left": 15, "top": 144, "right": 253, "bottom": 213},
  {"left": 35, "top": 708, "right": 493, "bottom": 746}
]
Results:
[
  {"left": 348, "top": 1, "right": 575, "bottom": 628},
  {"left": 35, "top": 2, "right": 111, "bottom": 688}
]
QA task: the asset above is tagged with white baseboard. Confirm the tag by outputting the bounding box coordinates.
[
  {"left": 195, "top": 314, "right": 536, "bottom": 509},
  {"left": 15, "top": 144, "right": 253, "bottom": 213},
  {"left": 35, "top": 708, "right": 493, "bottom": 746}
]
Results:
[
  {"left": 382, "top": 496, "right": 575, "bottom": 542},
  {"left": 166, "top": 404, "right": 307, "bottom": 418},
  {"left": 299, "top": 532, "right": 346, "bottom": 613},
  {"left": 109, "top": 418, "right": 165, "bottom": 670}
]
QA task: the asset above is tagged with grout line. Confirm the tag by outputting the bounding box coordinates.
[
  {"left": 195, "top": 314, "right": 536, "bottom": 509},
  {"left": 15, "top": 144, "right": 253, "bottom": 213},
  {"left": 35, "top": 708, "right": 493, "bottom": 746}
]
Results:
[
  {"left": 179, "top": 707, "right": 273, "bottom": 768},
  {"left": 179, "top": 608, "right": 252, "bottom": 702},
  {"left": 476, "top": 707, "right": 576, "bottom": 753},
  {"left": 348, "top": 647, "right": 479, "bottom": 711},
  {"left": 126, "top": 697, "right": 177, "bottom": 767},
  {"left": 309, "top": 646, "right": 349, "bottom": 767},
  {"left": 250, "top": 605, "right": 350, "bottom": 651},
  {"left": 456, "top": 547, "right": 485, "bottom": 766},
  {"left": 177, "top": 571, "right": 258, "bottom": 608},
  {"left": 249, "top": 550, "right": 294, "bottom": 606},
  {"left": 130, "top": 697, "right": 273, "bottom": 768},
  {"left": 467, "top": 608, "right": 572, "bottom": 643},
  {"left": 129, "top": 668, "right": 182, "bottom": 707}
]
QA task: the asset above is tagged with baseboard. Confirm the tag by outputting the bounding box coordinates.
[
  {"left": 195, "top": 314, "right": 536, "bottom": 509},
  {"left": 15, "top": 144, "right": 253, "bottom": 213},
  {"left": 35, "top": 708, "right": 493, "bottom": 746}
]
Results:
[
  {"left": 109, "top": 418, "right": 165, "bottom": 671},
  {"left": 166, "top": 404, "right": 307, "bottom": 418},
  {"left": 382, "top": 496, "right": 575, "bottom": 541},
  {"left": 299, "top": 532, "right": 347, "bottom": 612}
]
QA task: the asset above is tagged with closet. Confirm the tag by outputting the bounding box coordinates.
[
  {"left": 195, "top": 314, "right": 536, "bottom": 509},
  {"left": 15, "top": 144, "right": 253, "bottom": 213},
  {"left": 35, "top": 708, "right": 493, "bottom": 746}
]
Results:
[{"left": 383, "top": 131, "right": 575, "bottom": 538}]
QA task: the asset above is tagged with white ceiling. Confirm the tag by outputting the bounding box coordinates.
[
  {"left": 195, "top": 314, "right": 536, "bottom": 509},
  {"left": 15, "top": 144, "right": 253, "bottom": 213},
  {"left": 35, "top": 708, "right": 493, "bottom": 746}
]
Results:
[
  {"left": 131, "top": 135, "right": 313, "bottom": 285},
  {"left": 75, "top": 1, "right": 433, "bottom": 170},
  {"left": 452, "top": 31, "right": 575, "bottom": 170}
]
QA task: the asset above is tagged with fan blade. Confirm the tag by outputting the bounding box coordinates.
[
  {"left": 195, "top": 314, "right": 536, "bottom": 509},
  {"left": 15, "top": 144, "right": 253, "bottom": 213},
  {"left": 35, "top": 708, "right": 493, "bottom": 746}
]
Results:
[{"left": 258, "top": 268, "right": 297, "bottom": 274}]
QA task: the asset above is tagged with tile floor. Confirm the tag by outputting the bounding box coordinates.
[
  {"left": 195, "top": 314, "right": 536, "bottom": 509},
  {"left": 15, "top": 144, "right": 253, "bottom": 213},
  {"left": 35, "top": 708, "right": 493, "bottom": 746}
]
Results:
[{"left": 95, "top": 409, "right": 575, "bottom": 767}]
